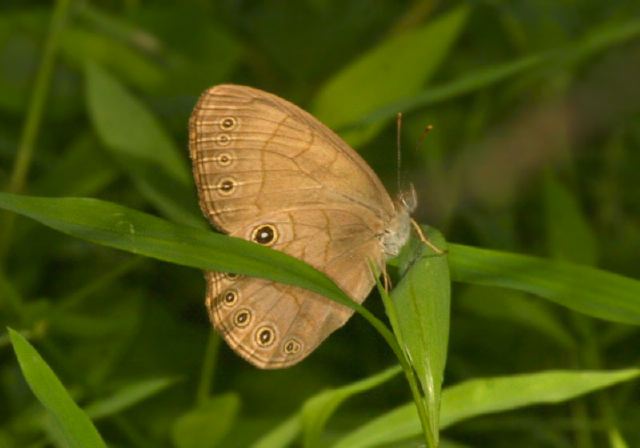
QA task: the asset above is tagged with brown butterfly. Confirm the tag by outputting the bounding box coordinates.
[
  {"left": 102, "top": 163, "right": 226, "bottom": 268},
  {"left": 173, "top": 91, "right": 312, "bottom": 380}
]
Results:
[{"left": 188, "top": 84, "right": 419, "bottom": 368}]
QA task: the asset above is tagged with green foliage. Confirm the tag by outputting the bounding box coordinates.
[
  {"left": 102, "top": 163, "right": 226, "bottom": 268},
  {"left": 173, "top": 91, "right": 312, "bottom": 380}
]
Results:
[
  {"left": 390, "top": 229, "right": 450, "bottom": 446},
  {"left": 171, "top": 393, "right": 241, "bottom": 448},
  {"left": 1, "top": 1, "right": 640, "bottom": 447},
  {"left": 312, "top": 6, "right": 469, "bottom": 147},
  {"left": 8, "top": 328, "right": 107, "bottom": 448},
  {"left": 332, "top": 368, "right": 640, "bottom": 448}
]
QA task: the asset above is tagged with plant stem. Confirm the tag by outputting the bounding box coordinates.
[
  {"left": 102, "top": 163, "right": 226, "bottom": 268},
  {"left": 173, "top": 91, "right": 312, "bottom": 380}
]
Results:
[
  {"left": 196, "top": 329, "right": 221, "bottom": 405},
  {"left": 0, "top": 0, "right": 72, "bottom": 264}
]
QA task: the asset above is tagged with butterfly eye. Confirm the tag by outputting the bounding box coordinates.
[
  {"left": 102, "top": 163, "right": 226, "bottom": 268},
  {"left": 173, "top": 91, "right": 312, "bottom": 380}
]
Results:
[
  {"left": 218, "top": 177, "right": 236, "bottom": 195},
  {"left": 220, "top": 117, "right": 237, "bottom": 131},
  {"left": 216, "top": 134, "right": 232, "bottom": 146},
  {"left": 234, "top": 309, "right": 252, "bottom": 328},
  {"left": 251, "top": 224, "right": 277, "bottom": 245},
  {"left": 217, "top": 152, "right": 233, "bottom": 167},
  {"left": 255, "top": 325, "right": 277, "bottom": 347},
  {"left": 221, "top": 289, "right": 238, "bottom": 306},
  {"left": 283, "top": 338, "right": 302, "bottom": 355},
  {"left": 224, "top": 272, "right": 240, "bottom": 280}
]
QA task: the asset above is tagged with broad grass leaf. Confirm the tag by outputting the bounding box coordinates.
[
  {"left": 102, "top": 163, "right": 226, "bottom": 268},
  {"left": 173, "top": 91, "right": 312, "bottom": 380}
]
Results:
[
  {"left": 172, "top": 393, "right": 240, "bottom": 448},
  {"left": 301, "top": 365, "right": 401, "bottom": 448},
  {"left": 332, "top": 368, "right": 640, "bottom": 448},
  {"left": 8, "top": 328, "right": 107, "bottom": 448},
  {"left": 84, "top": 62, "right": 202, "bottom": 227},
  {"left": 0, "top": 193, "right": 353, "bottom": 313},
  {"left": 85, "top": 377, "right": 179, "bottom": 420},
  {"left": 449, "top": 244, "right": 640, "bottom": 324},
  {"left": 391, "top": 227, "right": 449, "bottom": 445},
  {"left": 312, "top": 6, "right": 469, "bottom": 147}
]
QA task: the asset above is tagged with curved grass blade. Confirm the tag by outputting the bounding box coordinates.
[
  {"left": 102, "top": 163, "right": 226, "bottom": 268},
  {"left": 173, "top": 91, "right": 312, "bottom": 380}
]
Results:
[
  {"left": 312, "top": 6, "right": 469, "bottom": 147},
  {"left": 449, "top": 244, "right": 640, "bottom": 325},
  {"left": 0, "top": 193, "right": 347, "bottom": 308},
  {"left": 333, "top": 368, "right": 640, "bottom": 448},
  {"left": 252, "top": 366, "right": 401, "bottom": 448},
  {"left": 343, "top": 17, "right": 640, "bottom": 130},
  {"left": 301, "top": 365, "right": 401, "bottom": 448},
  {"left": 8, "top": 328, "right": 107, "bottom": 448},
  {"left": 0, "top": 192, "right": 400, "bottom": 361}
]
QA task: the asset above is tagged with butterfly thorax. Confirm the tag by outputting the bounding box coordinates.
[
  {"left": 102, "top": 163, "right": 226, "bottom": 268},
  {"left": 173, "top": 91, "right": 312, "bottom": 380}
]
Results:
[{"left": 380, "top": 188, "right": 417, "bottom": 258}]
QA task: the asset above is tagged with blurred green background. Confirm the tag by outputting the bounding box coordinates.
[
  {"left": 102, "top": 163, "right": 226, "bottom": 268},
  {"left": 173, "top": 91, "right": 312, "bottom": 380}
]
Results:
[{"left": 1, "top": 0, "right": 640, "bottom": 447}]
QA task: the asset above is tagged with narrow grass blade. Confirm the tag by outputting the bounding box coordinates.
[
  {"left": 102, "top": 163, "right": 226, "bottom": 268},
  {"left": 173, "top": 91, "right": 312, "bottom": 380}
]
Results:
[
  {"left": 8, "top": 328, "right": 107, "bottom": 448},
  {"left": 344, "top": 17, "right": 640, "bottom": 130},
  {"left": 301, "top": 365, "right": 401, "bottom": 448},
  {"left": 0, "top": 193, "right": 350, "bottom": 312},
  {"left": 449, "top": 244, "right": 640, "bottom": 325},
  {"left": 332, "top": 368, "right": 640, "bottom": 448}
]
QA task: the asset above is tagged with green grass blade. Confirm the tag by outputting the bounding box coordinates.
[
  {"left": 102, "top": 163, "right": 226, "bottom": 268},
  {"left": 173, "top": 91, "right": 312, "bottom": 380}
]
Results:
[
  {"left": 85, "top": 377, "right": 179, "bottom": 420},
  {"left": 390, "top": 228, "right": 449, "bottom": 447},
  {"left": 301, "top": 365, "right": 401, "bottom": 448},
  {"left": 0, "top": 192, "right": 399, "bottom": 362},
  {"left": 250, "top": 415, "right": 301, "bottom": 448},
  {"left": 84, "top": 62, "right": 202, "bottom": 228},
  {"left": 8, "top": 328, "right": 107, "bottom": 448},
  {"left": 252, "top": 366, "right": 401, "bottom": 448},
  {"left": 0, "top": 192, "right": 352, "bottom": 310},
  {"left": 346, "top": 52, "right": 544, "bottom": 129},
  {"left": 312, "top": 6, "right": 469, "bottom": 147},
  {"left": 332, "top": 368, "right": 640, "bottom": 448},
  {"left": 172, "top": 393, "right": 240, "bottom": 448},
  {"left": 344, "top": 17, "right": 640, "bottom": 130},
  {"left": 449, "top": 243, "right": 640, "bottom": 324},
  {"left": 440, "top": 369, "right": 640, "bottom": 428}
]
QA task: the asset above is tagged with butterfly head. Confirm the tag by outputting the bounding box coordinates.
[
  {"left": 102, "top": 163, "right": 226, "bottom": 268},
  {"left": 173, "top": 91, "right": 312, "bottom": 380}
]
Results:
[{"left": 397, "top": 183, "right": 418, "bottom": 214}]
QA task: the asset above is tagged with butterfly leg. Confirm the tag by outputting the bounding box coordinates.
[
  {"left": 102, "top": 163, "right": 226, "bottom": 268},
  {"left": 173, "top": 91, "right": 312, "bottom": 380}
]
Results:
[
  {"left": 382, "top": 266, "right": 393, "bottom": 291},
  {"left": 410, "top": 219, "right": 445, "bottom": 255}
]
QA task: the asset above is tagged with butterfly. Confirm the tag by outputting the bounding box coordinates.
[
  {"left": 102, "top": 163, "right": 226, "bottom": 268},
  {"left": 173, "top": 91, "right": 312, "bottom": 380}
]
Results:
[{"left": 188, "top": 84, "right": 421, "bottom": 368}]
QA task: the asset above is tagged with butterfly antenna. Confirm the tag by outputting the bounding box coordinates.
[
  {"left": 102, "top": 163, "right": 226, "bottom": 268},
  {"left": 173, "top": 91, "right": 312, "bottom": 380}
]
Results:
[
  {"left": 416, "top": 123, "right": 434, "bottom": 153},
  {"left": 396, "top": 112, "right": 403, "bottom": 194},
  {"left": 409, "top": 122, "right": 444, "bottom": 255}
]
